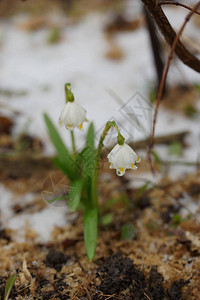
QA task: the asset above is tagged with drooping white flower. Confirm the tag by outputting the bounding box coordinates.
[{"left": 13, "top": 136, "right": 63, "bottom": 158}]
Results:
[
  {"left": 107, "top": 143, "right": 141, "bottom": 176},
  {"left": 59, "top": 101, "right": 87, "bottom": 130}
]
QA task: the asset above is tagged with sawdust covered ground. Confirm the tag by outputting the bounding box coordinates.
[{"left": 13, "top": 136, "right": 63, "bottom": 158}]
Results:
[{"left": 0, "top": 164, "right": 200, "bottom": 299}]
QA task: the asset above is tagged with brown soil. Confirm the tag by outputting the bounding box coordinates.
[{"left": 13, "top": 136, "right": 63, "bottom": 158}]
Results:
[{"left": 1, "top": 164, "right": 200, "bottom": 299}]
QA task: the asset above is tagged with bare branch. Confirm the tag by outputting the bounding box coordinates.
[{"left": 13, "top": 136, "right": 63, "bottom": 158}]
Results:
[
  {"left": 140, "top": 0, "right": 200, "bottom": 73},
  {"left": 158, "top": 1, "right": 200, "bottom": 16},
  {"left": 148, "top": 2, "right": 200, "bottom": 173}
]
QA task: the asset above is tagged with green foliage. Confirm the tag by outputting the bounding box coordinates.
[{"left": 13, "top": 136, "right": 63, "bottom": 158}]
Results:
[
  {"left": 47, "top": 194, "right": 67, "bottom": 205},
  {"left": 104, "top": 197, "right": 121, "bottom": 210},
  {"left": 44, "top": 101, "right": 141, "bottom": 261},
  {"left": 44, "top": 114, "right": 99, "bottom": 260},
  {"left": 168, "top": 142, "right": 182, "bottom": 156},
  {"left": 171, "top": 213, "right": 193, "bottom": 228},
  {"left": 4, "top": 274, "right": 17, "bottom": 300},
  {"left": 84, "top": 123, "right": 95, "bottom": 174},
  {"left": 121, "top": 223, "right": 136, "bottom": 240},
  {"left": 149, "top": 86, "right": 157, "bottom": 104},
  {"left": 81, "top": 123, "right": 96, "bottom": 202},
  {"left": 68, "top": 179, "right": 83, "bottom": 211},
  {"left": 83, "top": 208, "right": 98, "bottom": 261},
  {"left": 101, "top": 213, "right": 113, "bottom": 226},
  {"left": 136, "top": 182, "right": 151, "bottom": 200},
  {"left": 43, "top": 113, "right": 76, "bottom": 180},
  {"left": 184, "top": 104, "right": 198, "bottom": 118},
  {"left": 194, "top": 83, "right": 200, "bottom": 93},
  {"left": 47, "top": 28, "right": 61, "bottom": 44},
  {"left": 104, "top": 194, "right": 129, "bottom": 210},
  {"left": 172, "top": 214, "right": 182, "bottom": 225}
]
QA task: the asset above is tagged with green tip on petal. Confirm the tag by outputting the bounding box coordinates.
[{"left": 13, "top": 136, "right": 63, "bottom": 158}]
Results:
[
  {"left": 65, "top": 83, "right": 74, "bottom": 102},
  {"left": 65, "top": 83, "right": 71, "bottom": 90}
]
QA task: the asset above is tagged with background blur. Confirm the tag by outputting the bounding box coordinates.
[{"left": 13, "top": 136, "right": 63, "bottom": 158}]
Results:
[{"left": 0, "top": 0, "right": 199, "bottom": 170}]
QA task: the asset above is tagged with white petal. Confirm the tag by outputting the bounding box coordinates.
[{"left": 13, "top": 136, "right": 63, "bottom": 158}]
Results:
[
  {"left": 58, "top": 101, "right": 87, "bottom": 130},
  {"left": 131, "top": 164, "right": 138, "bottom": 170},
  {"left": 107, "top": 143, "right": 140, "bottom": 176},
  {"left": 116, "top": 168, "right": 126, "bottom": 176}
]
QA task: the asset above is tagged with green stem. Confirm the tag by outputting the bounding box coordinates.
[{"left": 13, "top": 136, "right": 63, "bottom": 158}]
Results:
[
  {"left": 70, "top": 130, "right": 76, "bottom": 157},
  {"left": 92, "top": 121, "right": 124, "bottom": 208}
]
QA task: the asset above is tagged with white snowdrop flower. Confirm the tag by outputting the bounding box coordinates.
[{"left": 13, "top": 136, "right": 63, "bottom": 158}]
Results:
[
  {"left": 107, "top": 143, "right": 141, "bottom": 176},
  {"left": 59, "top": 101, "right": 87, "bottom": 130}
]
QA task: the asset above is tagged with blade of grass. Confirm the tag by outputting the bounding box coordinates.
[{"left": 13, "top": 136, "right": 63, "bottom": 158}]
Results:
[
  {"left": 68, "top": 179, "right": 83, "bottom": 211},
  {"left": 4, "top": 274, "right": 17, "bottom": 300},
  {"left": 83, "top": 208, "right": 98, "bottom": 261},
  {"left": 44, "top": 113, "right": 75, "bottom": 180},
  {"left": 80, "top": 123, "right": 96, "bottom": 203}
]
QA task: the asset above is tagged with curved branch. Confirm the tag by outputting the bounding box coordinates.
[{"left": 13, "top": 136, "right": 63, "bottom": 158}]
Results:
[
  {"left": 159, "top": 1, "right": 200, "bottom": 16},
  {"left": 148, "top": 2, "right": 200, "bottom": 173},
  {"left": 140, "top": 0, "right": 200, "bottom": 73}
]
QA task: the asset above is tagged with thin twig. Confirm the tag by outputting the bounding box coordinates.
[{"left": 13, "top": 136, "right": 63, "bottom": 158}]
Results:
[
  {"left": 148, "top": 1, "right": 200, "bottom": 174},
  {"left": 158, "top": 1, "right": 200, "bottom": 16},
  {"left": 144, "top": 292, "right": 151, "bottom": 300},
  {"left": 83, "top": 287, "right": 92, "bottom": 300},
  {"left": 160, "top": 160, "right": 199, "bottom": 167},
  {"left": 17, "top": 283, "right": 33, "bottom": 293},
  {"left": 186, "top": 283, "right": 200, "bottom": 295}
]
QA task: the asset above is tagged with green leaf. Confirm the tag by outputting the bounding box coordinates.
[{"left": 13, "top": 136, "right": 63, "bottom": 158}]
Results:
[
  {"left": 68, "top": 179, "right": 83, "bottom": 212},
  {"left": 101, "top": 213, "right": 113, "bottom": 226},
  {"left": 52, "top": 157, "right": 72, "bottom": 177},
  {"left": 104, "top": 197, "right": 121, "bottom": 210},
  {"left": 43, "top": 113, "right": 75, "bottom": 180},
  {"left": 136, "top": 182, "right": 150, "bottom": 200},
  {"left": 4, "top": 274, "right": 17, "bottom": 300},
  {"left": 86, "top": 122, "right": 95, "bottom": 146},
  {"left": 103, "top": 194, "right": 129, "bottom": 211},
  {"left": 121, "top": 223, "right": 136, "bottom": 240},
  {"left": 83, "top": 208, "right": 98, "bottom": 261},
  {"left": 172, "top": 214, "right": 182, "bottom": 225},
  {"left": 168, "top": 142, "right": 182, "bottom": 156},
  {"left": 82, "top": 123, "right": 96, "bottom": 178},
  {"left": 184, "top": 104, "right": 197, "bottom": 118},
  {"left": 47, "top": 28, "right": 60, "bottom": 44},
  {"left": 47, "top": 195, "right": 67, "bottom": 204},
  {"left": 80, "top": 123, "right": 96, "bottom": 203},
  {"left": 149, "top": 86, "right": 157, "bottom": 104}
]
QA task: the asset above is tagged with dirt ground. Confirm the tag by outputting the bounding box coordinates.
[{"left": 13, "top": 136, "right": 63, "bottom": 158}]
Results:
[{"left": 0, "top": 160, "right": 200, "bottom": 299}]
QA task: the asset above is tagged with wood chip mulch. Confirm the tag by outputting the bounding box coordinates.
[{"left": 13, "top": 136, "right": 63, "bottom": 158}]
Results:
[{"left": 0, "top": 168, "right": 200, "bottom": 299}]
